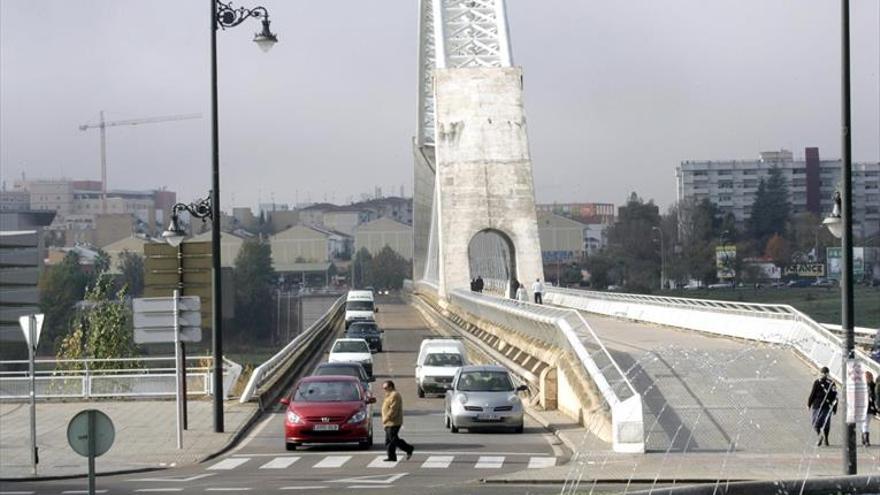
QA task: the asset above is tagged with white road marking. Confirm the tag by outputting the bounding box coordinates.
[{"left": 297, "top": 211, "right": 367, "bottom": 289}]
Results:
[
  {"left": 0, "top": 492, "right": 35, "bottom": 495},
  {"left": 229, "top": 413, "right": 276, "bottom": 454},
  {"left": 314, "top": 455, "right": 351, "bottom": 468},
  {"left": 475, "top": 456, "right": 505, "bottom": 469},
  {"left": 62, "top": 492, "right": 107, "bottom": 494},
  {"left": 205, "top": 489, "right": 251, "bottom": 492},
  {"left": 134, "top": 490, "right": 183, "bottom": 493},
  {"left": 259, "top": 456, "right": 300, "bottom": 469},
  {"left": 528, "top": 456, "right": 557, "bottom": 469},
  {"left": 421, "top": 455, "right": 454, "bottom": 468},
  {"left": 207, "top": 458, "right": 250, "bottom": 470},
  {"left": 367, "top": 455, "right": 398, "bottom": 468},
  {"left": 129, "top": 474, "right": 215, "bottom": 482},
  {"left": 279, "top": 487, "right": 326, "bottom": 491},
  {"left": 231, "top": 450, "right": 548, "bottom": 457},
  {"left": 347, "top": 487, "right": 387, "bottom": 489},
  {"left": 332, "top": 473, "right": 408, "bottom": 484}
]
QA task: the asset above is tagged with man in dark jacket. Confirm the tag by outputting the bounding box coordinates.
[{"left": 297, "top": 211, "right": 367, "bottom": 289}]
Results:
[{"left": 808, "top": 366, "right": 838, "bottom": 446}]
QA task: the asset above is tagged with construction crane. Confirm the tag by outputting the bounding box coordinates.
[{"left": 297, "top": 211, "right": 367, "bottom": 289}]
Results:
[{"left": 79, "top": 111, "right": 201, "bottom": 213}]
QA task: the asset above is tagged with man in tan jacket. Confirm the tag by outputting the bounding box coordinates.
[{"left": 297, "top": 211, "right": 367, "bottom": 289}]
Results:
[{"left": 381, "top": 380, "right": 414, "bottom": 461}]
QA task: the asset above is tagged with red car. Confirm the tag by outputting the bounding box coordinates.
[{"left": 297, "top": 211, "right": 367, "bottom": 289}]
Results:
[{"left": 281, "top": 375, "right": 376, "bottom": 451}]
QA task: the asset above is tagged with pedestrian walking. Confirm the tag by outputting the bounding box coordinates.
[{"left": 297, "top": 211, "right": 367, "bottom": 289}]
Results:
[
  {"left": 381, "top": 380, "right": 414, "bottom": 461},
  {"left": 531, "top": 278, "right": 545, "bottom": 304},
  {"left": 515, "top": 280, "right": 528, "bottom": 302},
  {"left": 862, "top": 371, "right": 875, "bottom": 446},
  {"left": 475, "top": 276, "right": 484, "bottom": 293},
  {"left": 808, "top": 366, "right": 837, "bottom": 446},
  {"left": 470, "top": 278, "right": 477, "bottom": 292}
]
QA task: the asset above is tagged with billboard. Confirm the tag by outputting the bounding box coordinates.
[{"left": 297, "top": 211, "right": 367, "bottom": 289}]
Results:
[
  {"left": 826, "top": 247, "right": 865, "bottom": 280},
  {"left": 783, "top": 262, "right": 826, "bottom": 278},
  {"left": 716, "top": 245, "right": 736, "bottom": 280}
]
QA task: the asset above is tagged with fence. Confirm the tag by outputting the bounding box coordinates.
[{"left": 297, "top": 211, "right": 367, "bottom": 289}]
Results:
[
  {"left": 414, "top": 279, "right": 644, "bottom": 453},
  {"left": 543, "top": 287, "right": 880, "bottom": 384},
  {"left": 0, "top": 355, "right": 242, "bottom": 400},
  {"left": 240, "top": 295, "right": 345, "bottom": 404}
]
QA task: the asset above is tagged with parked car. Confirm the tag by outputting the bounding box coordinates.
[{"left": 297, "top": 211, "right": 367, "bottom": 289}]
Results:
[
  {"left": 345, "top": 290, "right": 376, "bottom": 329},
  {"left": 707, "top": 282, "right": 734, "bottom": 289},
  {"left": 312, "top": 362, "right": 374, "bottom": 391},
  {"left": 787, "top": 279, "right": 813, "bottom": 288},
  {"left": 280, "top": 375, "right": 375, "bottom": 451},
  {"left": 328, "top": 338, "right": 374, "bottom": 377},
  {"left": 444, "top": 365, "right": 527, "bottom": 433},
  {"left": 416, "top": 339, "right": 467, "bottom": 398},
  {"left": 812, "top": 278, "right": 837, "bottom": 288},
  {"left": 345, "top": 321, "right": 384, "bottom": 352}
]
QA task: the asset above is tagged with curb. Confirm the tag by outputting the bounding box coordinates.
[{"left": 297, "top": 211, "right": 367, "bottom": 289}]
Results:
[{"left": 522, "top": 405, "right": 583, "bottom": 456}]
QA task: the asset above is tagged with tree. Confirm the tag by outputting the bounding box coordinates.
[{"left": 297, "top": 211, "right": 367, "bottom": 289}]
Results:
[
  {"left": 584, "top": 254, "right": 613, "bottom": 289},
  {"left": 117, "top": 250, "right": 145, "bottom": 297},
  {"left": 369, "top": 246, "right": 411, "bottom": 290},
  {"left": 764, "top": 234, "right": 791, "bottom": 268},
  {"left": 233, "top": 239, "right": 276, "bottom": 343},
  {"left": 352, "top": 248, "right": 373, "bottom": 289},
  {"left": 748, "top": 166, "right": 790, "bottom": 244},
  {"left": 38, "top": 251, "right": 91, "bottom": 352},
  {"left": 56, "top": 275, "right": 136, "bottom": 369},
  {"left": 93, "top": 249, "right": 111, "bottom": 275},
  {"left": 604, "top": 193, "right": 661, "bottom": 292}
]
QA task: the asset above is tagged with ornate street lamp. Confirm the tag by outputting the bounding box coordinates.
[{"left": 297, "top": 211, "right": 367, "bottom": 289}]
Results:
[
  {"left": 162, "top": 195, "right": 214, "bottom": 247},
  {"left": 208, "top": 0, "right": 278, "bottom": 432}
]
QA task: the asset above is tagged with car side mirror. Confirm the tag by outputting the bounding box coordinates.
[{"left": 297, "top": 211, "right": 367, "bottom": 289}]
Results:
[
  {"left": 366, "top": 397, "right": 377, "bottom": 404},
  {"left": 516, "top": 385, "right": 529, "bottom": 392},
  {"left": 279, "top": 397, "right": 290, "bottom": 406}
]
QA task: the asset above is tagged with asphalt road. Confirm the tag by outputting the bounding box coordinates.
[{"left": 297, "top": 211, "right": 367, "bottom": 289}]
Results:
[{"left": 4, "top": 296, "right": 566, "bottom": 495}]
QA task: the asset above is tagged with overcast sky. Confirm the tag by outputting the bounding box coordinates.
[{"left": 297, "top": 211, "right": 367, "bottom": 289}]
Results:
[{"left": 1, "top": 0, "right": 878, "bottom": 212}]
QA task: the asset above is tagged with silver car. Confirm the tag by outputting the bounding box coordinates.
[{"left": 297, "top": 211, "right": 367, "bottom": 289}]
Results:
[{"left": 444, "top": 365, "right": 527, "bottom": 433}]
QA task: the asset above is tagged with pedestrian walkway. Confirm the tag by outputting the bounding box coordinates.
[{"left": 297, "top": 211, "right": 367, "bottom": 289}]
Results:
[
  {"left": 204, "top": 453, "right": 558, "bottom": 472},
  {"left": 0, "top": 399, "right": 258, "bottom": 479}
]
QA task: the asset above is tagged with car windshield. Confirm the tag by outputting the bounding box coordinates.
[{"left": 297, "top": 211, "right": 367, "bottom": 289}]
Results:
[
  {"left": 425, "top": 353, "right": 463, "bottom": 367},
  {"left": 346, "top": 300, "right": 373, "bottom": 311},
  {"left": 333, "top": 341, "right": 369, "bottom": 353},
  {"left": 348, "top": 325, "right": 379, "bottom": 335},
  {"left": 293, "top": 380, "right": 361, "bottom": 402},
  {"left": 457, "top": 371, "right": 514, "bottom": 392},
  {"left": 314, "top": 366, "right": 363, "bottom": 380}
]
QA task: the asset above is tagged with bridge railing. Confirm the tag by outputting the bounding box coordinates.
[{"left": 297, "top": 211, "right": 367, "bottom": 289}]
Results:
[
  {"left": 446, "top": 288, "right": 644, "bottom": 453},
  {"left": 0, "top": 355, "right": 242, "bottom": 400},
  {"left": 543, "top": 287, "right": 880, "bottom": 384},
  {"left": 239, "top": 295, "right": 345, "bottom": 405}
]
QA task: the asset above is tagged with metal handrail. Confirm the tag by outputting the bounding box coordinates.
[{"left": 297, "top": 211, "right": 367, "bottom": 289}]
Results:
[{"left": 239, "top": 296, "right": 345, "bottom": 403}]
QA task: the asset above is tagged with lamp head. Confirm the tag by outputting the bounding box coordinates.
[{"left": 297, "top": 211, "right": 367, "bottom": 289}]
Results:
[
  {"left": 823, "top": 192, "right": 843, "bottom": 239},
  {"left": 162, "top": 216, "right": 186, "bottom": 247},
  {"left": 254, "top": 17, "right": 278, "bottom": 52}
]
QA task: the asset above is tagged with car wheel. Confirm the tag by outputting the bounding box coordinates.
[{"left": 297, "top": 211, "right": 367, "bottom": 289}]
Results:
[
  {"left": 417, "top": 386, "right": 425, "bottom": 398},
  {"left": 444, "top": 413, "right": 450, "bottom": 429},
  {"left": 285, "top": 442, "right": 298, "bottom": 451},
  {"left": 377, "top": 346, "right": 383, "bottom": 352},
  {"left": 514, "top": 424, "right": 524, "bottom": 434},
  {"left": 359, "top": 434, "right": 373, "bottom": 449},
  {"left": 450, "top": 419, "right": 459, "bottom": 434}
]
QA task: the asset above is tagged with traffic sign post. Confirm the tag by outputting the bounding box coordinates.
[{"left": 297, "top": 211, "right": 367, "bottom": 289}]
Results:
[
  {"left": 19, "top": 313, "right": 44, "bottom": 476},
  {"left": 67, "top": 409, "right": 114, "bottom": 495},
  {"left": 173, "top": 290, "right": 183, "bottom": 449}
]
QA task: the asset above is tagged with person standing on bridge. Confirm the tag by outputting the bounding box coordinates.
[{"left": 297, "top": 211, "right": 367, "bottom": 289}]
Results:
[
  {"left": 475, "top": 276, "right": 484, "bottom": 293},
  {"left": 515, "top": 280, "right": 528, "bottom": 302},
  {"left": 862, "top": 371, "right": 875, "bottom": 446},
  {"left": 531, "top": 278, "right": 545, "bottom": 304},
  {"left": 381, "top": 380, "right": 414, "bottom": 462},
  {"left": 808, "top": 366, "right": 837, "bottom": 447}
]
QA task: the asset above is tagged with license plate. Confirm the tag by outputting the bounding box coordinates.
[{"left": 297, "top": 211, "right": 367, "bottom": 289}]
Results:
[
  {"left": 313, "top": 424, "right": 339, "bottom": 431},
  {"left": 476, "top": 414, "right": 501, "bottom": 421}
]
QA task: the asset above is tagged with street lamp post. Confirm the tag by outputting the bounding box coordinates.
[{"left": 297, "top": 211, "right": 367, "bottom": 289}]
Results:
[
  {"left": 822, "top": 0, "right": 855, "bottom": 475},
  {"left": 652, "top": 226, "right": 665, "bottom": 291},
  {"left": 207, "top": 0, "right": 277, "bottom": 433}
]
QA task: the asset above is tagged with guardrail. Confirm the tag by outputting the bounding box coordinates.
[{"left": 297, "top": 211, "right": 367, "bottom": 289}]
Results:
[
  {"left": 0, "top": 355, "right": 242, "bottom": 400},
  {"left": 239, "top": 295, "right": 345, "bottom": 404},
  {"left": 543, "top": 287, "right": 880, "bottom": 384},
  {"left": 445, "top": 288, "right": 644, "bottom": 453}
]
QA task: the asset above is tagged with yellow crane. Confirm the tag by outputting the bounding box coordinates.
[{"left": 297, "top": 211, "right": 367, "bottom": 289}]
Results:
[{"left": 79, "top": 111, "right": 201, "bottom": 213}]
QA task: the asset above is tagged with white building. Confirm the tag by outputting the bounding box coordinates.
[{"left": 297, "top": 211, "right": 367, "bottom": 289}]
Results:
[
  {"left": 676, "top": 148, "right": 880, "bottom": 238},
  {"left": 354, "top": 217, "right": 413, "bottom": 260}
]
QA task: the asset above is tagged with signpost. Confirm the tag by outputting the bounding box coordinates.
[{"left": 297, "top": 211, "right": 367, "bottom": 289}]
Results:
[
  {"left": 19, "top": 313, "right": 44, "bottom": 476},
  {"left": 67, "top": 409, "right": 114, "bottom": 495},
  {"left": 133, "top": 294, "right": 201, "bottom": 448}
]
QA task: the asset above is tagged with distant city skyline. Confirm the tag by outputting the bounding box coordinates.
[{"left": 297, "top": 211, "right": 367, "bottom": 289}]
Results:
[{"left": 1, "top": 0, "right": 878, "bottom": 211}]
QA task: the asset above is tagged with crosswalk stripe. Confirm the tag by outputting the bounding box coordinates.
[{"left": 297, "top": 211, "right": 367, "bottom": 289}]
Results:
[
  {"left": 208, "top": 458, "right": 250, "bottom": 470},
  {"left": 527, "top": 456, "right": 556, "bottom": 469},
  {"left": 421, "top": 455, "right": 454, "bottom": 469},
  {"left": 260, "top": 457, "right": 301, "bottom": 469},
  {"left": 314, "top": 455, "right": 352, "bottom": 468},
  {"left": 367, "top": 455, "right": 399, "bottom": 468},
  {"left": 474, "top": 456, "right": 505, "bottom": 469}
]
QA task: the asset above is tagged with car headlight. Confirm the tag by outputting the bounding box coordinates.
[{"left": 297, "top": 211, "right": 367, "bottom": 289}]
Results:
[
  {"left": 286, "top": 410, "right": 302, "bottom": 424},
  {"left": 456, "top": 392, "right": 469, "bottom": 405},
  {"left": 348, "top": 409, "right": 367, "bottom": 424}
]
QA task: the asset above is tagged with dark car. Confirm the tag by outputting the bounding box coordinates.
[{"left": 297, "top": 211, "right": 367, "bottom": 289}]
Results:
[
  {"left": 787, "top": 279, "right": 813, "bottom": 288},
  {"left": 281, "top": 375, "right": 375, "bottom": 451},
  {"left": 312, "top": 362, "right": 374, "bottom": 391},
  {"left": 345, "top": 321, "right": 384, "bottom": 352}
]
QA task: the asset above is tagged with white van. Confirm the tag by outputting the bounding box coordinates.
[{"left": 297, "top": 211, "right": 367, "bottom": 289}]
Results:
[
  {"left": 415, "top": 339, "right": 467, "bottom": 397},
  {"left": 345, "top": 290, "right": 376, "bottom": 329}
]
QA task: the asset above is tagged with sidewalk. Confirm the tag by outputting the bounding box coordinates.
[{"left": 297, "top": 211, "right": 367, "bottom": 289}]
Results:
[{"left": 0, "top": 399, "right": 258, "bottom": 480}]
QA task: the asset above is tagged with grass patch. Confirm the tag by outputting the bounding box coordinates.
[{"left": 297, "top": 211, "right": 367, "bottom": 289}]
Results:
[{"left": 665, "top": 286, "right": 879, "bottom": 328}]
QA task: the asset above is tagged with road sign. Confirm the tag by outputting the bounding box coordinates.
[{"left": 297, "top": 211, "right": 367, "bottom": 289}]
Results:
[
  {"left": 18, "top": 314, "right": 44, "bottom": 350},
  {"left": 133, "top": 296, "right": 202, "bottom": 344},
  {"left": 67, "top": 409, "right": 115, "bottom": 457}
]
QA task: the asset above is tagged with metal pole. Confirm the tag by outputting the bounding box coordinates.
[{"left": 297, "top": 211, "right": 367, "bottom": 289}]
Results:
[
  {"left": 177, "top": 243, "right": 188, "bottom": 430},
  {"left": 173, "top": 290, "right": 183, "bottom": 449},
  {"left": 210, "top": 0, "right": 225, "bottom": 433},
  {"left": 88, "top": 410, "right": 96, "bottom": 495},
  {"left": 840, "top": 0, "right": 856, "bottom": 475},
  {"left": 99, "top": 111, "right": 108, "bottom": 215},
  {"left": 287, "top": 291, "right": 292, "bottom": 341},
  {"left": 276, "top": 289, "right": 281, "bottom": 345},
  {"left": 28, "top": 316, "right": 37, "bottom": 476}
]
